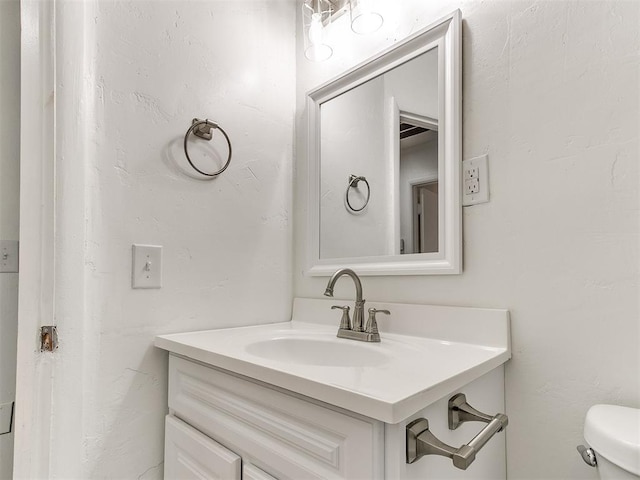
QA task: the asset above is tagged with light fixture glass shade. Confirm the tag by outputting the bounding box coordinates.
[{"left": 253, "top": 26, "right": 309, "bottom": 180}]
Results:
[
  {"left": 303, "top": 0, "right": 333, "bottom": 62},
  {"left": 349, "top": 0, "right": 383, "bottom": 35}
]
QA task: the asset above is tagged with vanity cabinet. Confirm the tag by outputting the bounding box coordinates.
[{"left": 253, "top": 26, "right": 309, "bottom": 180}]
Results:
[
  {"left": 166, "top": 354, "right": 384, "bottom": 479},
  {"left": 164, "top": 354, "right": 506, "bottom": 480}
]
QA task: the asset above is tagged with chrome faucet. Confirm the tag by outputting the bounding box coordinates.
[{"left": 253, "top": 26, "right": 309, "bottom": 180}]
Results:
[
  {"left": 324, "top": 268, "right": 388, "bottom": 342},
  {"left": 324, "top": 268, "right": 365, "bottom": 331}
]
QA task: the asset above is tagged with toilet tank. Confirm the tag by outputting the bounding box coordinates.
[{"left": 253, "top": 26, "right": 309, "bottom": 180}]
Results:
[{"left": 584, "top": 405, "right": 640, "bottom": 478}]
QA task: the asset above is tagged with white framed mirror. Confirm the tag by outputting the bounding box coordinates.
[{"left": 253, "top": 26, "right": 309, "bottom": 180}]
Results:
[{"left": 306, "top": 10, "right": 461, "bottom": 276}]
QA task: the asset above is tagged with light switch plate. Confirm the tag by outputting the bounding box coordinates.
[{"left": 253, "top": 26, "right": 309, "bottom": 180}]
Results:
[
  {"left": 0, "top": 402, "right": 14, "bottom": 434},
  {"left": 132, "top": 244, "right": 162, "bottom": 289},
  {"left": 0, "top": 240, "right": 19, "bottom": 273},
  {"left": 462, "top": 154, "right": 490, "bottom": 206}
]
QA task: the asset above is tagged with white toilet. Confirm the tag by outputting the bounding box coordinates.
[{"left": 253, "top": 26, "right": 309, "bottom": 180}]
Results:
[{"left": 580, "top": 404, "right": 640, "bottom": 479}]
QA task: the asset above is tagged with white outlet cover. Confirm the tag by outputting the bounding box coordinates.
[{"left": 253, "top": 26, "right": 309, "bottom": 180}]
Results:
[
  {"left": 462, "top": 155, "right": 489, "bottom": 206},
  {"left": 0, "top": 240, "right": 19, "bottom": 273},
  {"left": 132, "top": 244, "right": 162, "bottom": 289}
]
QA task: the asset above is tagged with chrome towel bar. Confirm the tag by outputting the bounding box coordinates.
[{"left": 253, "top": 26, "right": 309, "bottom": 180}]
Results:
[{"left": 406, "top": 393, "right": 508, "bottom": 470}]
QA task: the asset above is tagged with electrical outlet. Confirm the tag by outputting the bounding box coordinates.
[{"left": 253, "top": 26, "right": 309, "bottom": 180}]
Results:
[
  {"left": 465, "top": 166, "right": 479, "bottom": 180},
  {"left": 132, "top": 244, "right": 163, "bottom": 289},
  {"left": 462, "top": 155, "right": 489, "bottom": 206},
  {"left": 465, "top": 178, "right": 479, "bottom": 194}
]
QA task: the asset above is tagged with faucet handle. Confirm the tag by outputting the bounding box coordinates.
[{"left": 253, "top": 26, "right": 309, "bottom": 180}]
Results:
[
  {"left": 332, "top": 305, "right": 352, "bottom": 330},
  {"left": 365, "top": 308, "right": 390, "bottom": 334}
]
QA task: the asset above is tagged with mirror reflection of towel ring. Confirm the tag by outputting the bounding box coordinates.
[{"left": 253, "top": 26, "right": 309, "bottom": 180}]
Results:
[
  {"left": 345, "top": 174, "right": 370, "bottom": 213},
  {"left": 183, "top": 118, "right": 232, "bottom": 178}
]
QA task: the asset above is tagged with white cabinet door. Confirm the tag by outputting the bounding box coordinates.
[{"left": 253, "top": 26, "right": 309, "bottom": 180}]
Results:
[
  {"left": 243, "top": 463, "right": 278, "bottom": 480},
  {"left": 165, "top": 415, "right": 241, "bottom": 480},
  {"left": 169, "top": 355, "right": 384, "bottom": 479}
]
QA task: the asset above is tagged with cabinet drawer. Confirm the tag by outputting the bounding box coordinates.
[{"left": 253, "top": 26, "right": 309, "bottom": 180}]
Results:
[
  {"left": 168, "top": 355, "right": 384, "bottom": 480},
  {"left": 164, "top": 415, "right": 241, "bottom": 479}
]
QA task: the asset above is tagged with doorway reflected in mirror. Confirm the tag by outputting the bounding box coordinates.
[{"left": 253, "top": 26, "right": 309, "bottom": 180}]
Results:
[{"left": 398, "top": 116, "right": 438, "bottom": 255}]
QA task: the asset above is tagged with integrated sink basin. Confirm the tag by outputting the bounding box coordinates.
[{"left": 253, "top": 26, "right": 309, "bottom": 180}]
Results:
[
  {"left": 155, "top": 297, "right": 511, "bottom": 423},
  {"left": 245, "top": 336, "right": 390, "bottom": 367}
]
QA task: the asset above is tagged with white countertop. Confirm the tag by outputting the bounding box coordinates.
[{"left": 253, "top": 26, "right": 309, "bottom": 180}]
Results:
[{"left": 155, "top": 298, "right": 511, "bottom": 423}]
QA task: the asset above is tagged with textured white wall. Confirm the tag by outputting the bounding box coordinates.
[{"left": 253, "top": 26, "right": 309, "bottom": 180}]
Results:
[
  {"left": 295, "top": 1, "right": 639, "bottom": 479},
  {"left": 47, "top": 1, "right": 295, "bottom": 478},
  {"left": 0, "top": 1, "right": 20, "bottom": 478}
]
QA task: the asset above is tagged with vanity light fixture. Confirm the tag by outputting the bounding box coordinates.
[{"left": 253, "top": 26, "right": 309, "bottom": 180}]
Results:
[
  {"left": 349, "top": 0, "right": 383, "bottom": 35},
  {"left": 302, "top": 0, "right": 334, "bottom": 62},
  {"left": 302, "top": 0, "right": 384, "bottom": 62}
]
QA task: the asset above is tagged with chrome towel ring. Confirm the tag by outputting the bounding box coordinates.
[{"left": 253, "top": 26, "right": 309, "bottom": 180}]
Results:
[
  {"left": 345, "top": 174, "right": 370, "bottom": 213},
  {"left": 183, "top": 118, "right": 232, "bottom": 177}
]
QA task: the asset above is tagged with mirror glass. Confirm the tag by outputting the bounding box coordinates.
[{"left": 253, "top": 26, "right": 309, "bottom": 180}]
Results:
[
  {"left": 307, "top": 11, "right": 461, "bottom": 275},
  {"left": 319, "top": 48, "right": 438, "bottom": 259}
]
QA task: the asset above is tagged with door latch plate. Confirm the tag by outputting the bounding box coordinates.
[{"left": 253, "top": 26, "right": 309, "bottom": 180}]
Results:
[{"left": 41, "top": 326, "right": 58, "bottom": 352}]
